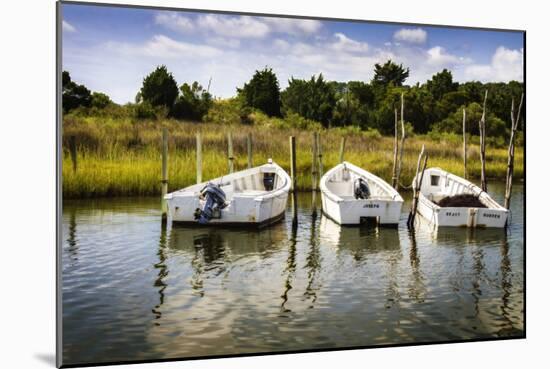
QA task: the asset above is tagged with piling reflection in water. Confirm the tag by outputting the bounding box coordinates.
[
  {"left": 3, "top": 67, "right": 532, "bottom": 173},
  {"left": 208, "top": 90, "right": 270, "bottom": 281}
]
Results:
[
  {"left": 152, "top": 225, "right": 168, "bottom": 324},
  {"left": 61, "top": 182, "right": 524, "bottom": 365}
]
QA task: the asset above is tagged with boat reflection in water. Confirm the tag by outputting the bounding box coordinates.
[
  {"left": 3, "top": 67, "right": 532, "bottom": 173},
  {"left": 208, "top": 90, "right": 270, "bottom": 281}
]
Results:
[
  {"left": 61, "top": 185, "right": 523, "bottom": 365},
  {"left": 168, "top": 221, "right": 289, "bottom": 258},
  {"left": 412, "top": 215, "right": 522, "bottom": 337},
  {"left": 319, "top": 214, "right": 401, "bottom": 259},
  {"left": 414, "top": 214, "right": 507, "bottom": 245}
]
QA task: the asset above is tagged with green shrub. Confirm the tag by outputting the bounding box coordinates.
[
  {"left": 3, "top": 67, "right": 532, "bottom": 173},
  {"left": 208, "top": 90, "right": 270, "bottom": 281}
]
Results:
[{"left": 203, "top": 98, "right": 242, "bottom": 125}]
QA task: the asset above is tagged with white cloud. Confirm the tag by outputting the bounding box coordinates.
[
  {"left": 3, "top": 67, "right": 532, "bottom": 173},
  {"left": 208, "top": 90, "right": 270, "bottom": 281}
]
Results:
[
  {"left": 62, "top": 20, "right": 76, "bottom": 33},
  {"left": 63, "top": 16, "right": 522, "bottom": 103},
  {"left": 464, "top": 46, "right": 523, "bottom": 82},
  {"left": 331, "top": 33, "right": 369, "bottom": 53},
  {"left": 426, "top": 46, "right": 471, "bottom": 67},
  {"left": 393, "top": 28, "right": 427, "bottom": 44},
  {"left": 154, "top": 12, "right": 323, "bottom": 39},
  {"left": 262, "top": 17, "right": 322, "bottom": 35},
  {"left": 273, "top": 39, "right": 290, "bottom": 51},
  {"left": 106, "top": 35, "right": 222, "bottom": 59},
  {"left": 154, "top": 13, "right": 193, "bottom": 32},
  {"left": 208, "top": 37, "right": 241, "bottom": 48},
  {"left": 196, "top": 14, "right": 270, "bottom": 39}
]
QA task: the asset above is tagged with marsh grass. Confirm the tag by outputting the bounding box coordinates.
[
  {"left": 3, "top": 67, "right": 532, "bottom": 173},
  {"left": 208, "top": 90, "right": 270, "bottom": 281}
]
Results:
[{"left": 62, "top": 117, "right": 523, "bottom": 198}]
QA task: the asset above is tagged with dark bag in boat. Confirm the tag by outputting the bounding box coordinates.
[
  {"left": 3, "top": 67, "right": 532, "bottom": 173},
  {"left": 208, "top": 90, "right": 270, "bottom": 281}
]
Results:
[
  {"left": 263, "top": 172, "right": 275, "bottom": 191},
  {"left": 354, "top": 178, "right": 371, "bottom": 200}
]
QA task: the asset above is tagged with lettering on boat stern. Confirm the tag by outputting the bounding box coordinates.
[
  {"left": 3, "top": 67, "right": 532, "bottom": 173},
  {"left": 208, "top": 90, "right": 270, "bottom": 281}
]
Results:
[
  {"left": 363, "top": 203, "right": 380, "bottom": 208},
  {"left": 445, "top": 211, "right": 461, "bottom": 217}
]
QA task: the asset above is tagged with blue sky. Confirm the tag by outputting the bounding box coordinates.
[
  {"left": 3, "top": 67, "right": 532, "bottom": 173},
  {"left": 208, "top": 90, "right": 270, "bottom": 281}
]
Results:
[{"left": 62, "top": 3, "right": 524, "bottom": 104}]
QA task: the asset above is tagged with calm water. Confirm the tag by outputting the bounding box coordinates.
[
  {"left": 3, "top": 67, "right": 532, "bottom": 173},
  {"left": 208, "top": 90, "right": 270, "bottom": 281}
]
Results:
[{"left": 62, "top": 182, "right": 524, "bottom": 366}]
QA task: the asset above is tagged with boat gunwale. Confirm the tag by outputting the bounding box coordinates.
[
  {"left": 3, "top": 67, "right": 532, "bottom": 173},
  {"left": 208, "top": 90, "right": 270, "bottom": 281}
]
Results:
[
  {"left": 165, "top": 162, "right": 291, "bottom": 201},
  {"left": 415, "top": 167, "right": 508, "bottom": 213},
  {"left": 170, "top": 210, "right": 286, "bottom": 229},
  {"left": 320, "top": 161, "right": 403, "bottom": 204}
]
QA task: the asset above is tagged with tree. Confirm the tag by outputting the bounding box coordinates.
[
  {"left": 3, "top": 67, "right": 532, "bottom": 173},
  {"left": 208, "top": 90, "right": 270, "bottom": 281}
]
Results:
[
  {"left": 485, "top": 81, "right": 525, "bottom": 129},
  {"left": 332, "top": 81, "right": 375, "bottom": 128},
  {"left": 237, "top": 68, "right": 282, "bottom": 117},
  {"left": 281, "top": 74, "right": 336, "bottom": 127},
  {"left": 139, "top": 65, "right": 179, "bottom": 108},
  {"left": 458, "top": 81, "right": 484, "bottom": 103},
  {"left": 403, "top": 85, "right": 436, "bottom": 133},
  {"left": 431, "top": 102, "right": 508, "bottom": 139},
  {"left": 434, "top": 90, "right": 468, "bottom": 123},
  {"left": 372, "top": 60, "right": 410, "bottom": 87},
  {"left": 62, "top": 71, "right": 92, "bottom": 112},
  {"left": 373, "top": 86, "right": 407, "bottom": 134},
  {"left": 426, "top": 69, "right": 458, "bottom": 101},
  {"left": 171, "top": 81, "right": 213, "bottom": 121},
  {"left": 91, "top": 92, "right": 112, "bottom": 109}
]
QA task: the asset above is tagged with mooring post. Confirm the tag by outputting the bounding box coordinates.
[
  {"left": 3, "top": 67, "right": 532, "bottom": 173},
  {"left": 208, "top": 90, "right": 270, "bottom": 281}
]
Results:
[
  {"left": 316, "top": 132, "right": 324, "bottom": 178},
  {"left": 504, "top": 93, "right": 524, "bottom": 212},
  {"left": 311, "top": 132, "right": 318, "bottom": 215},
  {"left": 289, "top": 136, "right": 298, "bottom": 223},
  {"left": 391, "top": 108, "right": 398, "bottom": 188},
  {"left": 408, "top": 146, "right": 428, "bottom": 228},
  {"left": 463, "top": 108, "right": 467, "bottom": 179},
  {"left": 395, "top": 92, "right": 406, "bottom": 190},
  {"left": 289, "top": 136, "right": 297, "bottom": 192},
  {"left": 227, "top": 131, "right": 234, "bottom": 173},
  {"left": 339, "top": 136, "right": 346, "bottom": 163},
  {"left": 161, "top": 128, "right": 168, "bottom": 223},
  {"left": 196, "top": 132, "right": 202, "bottom": 184},
  {"left": 247, "top": 132, "right": 253, "bottom": 169},
  {"left": 68, "top": 135, "right": 77, "bottom": 173},
  {"left": 479, "top": 90, "right": 488, "bottom": 192}
]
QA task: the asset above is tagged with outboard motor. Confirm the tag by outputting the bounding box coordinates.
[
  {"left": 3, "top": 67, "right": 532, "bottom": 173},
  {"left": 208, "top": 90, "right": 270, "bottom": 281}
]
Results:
[
  {"left": 263, "top": 173, "right": 275, "bottom": 191},
  {"left": 194, "top": 183, "right": 227, "bottom": 224},
  {"left": 354, "top": 178, "right": 371, "bottom": 200}
]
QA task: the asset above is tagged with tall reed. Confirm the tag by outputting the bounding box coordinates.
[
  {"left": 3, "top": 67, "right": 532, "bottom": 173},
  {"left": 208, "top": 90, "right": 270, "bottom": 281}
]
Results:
[{"left": 62, "top": 117, "right": 523, "bottom": 198}]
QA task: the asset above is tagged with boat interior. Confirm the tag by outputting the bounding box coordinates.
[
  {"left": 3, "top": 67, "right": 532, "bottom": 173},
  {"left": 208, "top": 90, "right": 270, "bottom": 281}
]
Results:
[
  {"left": 184, "top": 166, "right": 287, "bottom": 201},
  {"left": 420, "top": 170, "right": 494, "bottom": 208},
  {"left": 325, "top": 165, "right": 393, "bottom": 200}
]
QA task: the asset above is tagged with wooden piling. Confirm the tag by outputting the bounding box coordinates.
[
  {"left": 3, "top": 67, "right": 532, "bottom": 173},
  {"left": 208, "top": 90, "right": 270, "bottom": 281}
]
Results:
[
  {"left": 289, "top": 136, "right": 297, "bottom": 192},
  {"left": 479, "top": 90, "right": 488, "bottom": 192},
  {"left": 196, "top": 132, "right": 202, "bottom": 184},
  {"left": 289, "top": 136, "right": 298, "bottom": 223},
  {"left": 504, "top": 93, "right": 524, "bottom": 211},
  {"left": 161, "top": 128, "right": 168, "bottom": 222},
  {"left": 316, "top": 132, "right": 324, "bottom": 178},
  {"left": 338, "top": 136, "right": 346, "bottom": 163},
  {"left": 311, "top": 132, "right": 318, "bottom": 215},
  {"left": 227, "top": 131, "right": 234, "bottom": 173},
  {"left": 395, "top": 93, "right": 406, "bottom": 190},
  {"left": 391, "top": 108, "right": 398, "bottom": 188},
  {"left": 462, "top": 108, "right": 467, "bottom": 179},
  {"left": 247, "top": 132, "right": 253, "bottom": 169},
  {"left": 68, "top": 135, "right": 77, "bottom": 173},
  {"left": 408, "top": 145, "right": 428, "bottom": 228}
]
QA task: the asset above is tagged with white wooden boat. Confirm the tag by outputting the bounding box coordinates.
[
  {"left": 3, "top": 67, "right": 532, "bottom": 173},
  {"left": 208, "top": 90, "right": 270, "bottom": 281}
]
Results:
[
  {"left": 164, "top": 160, "right": 291, "bottom": 227},
  {"left": 320, "top": 161, "right": 403, "bottom": 225},
  {"left": 413, "top": 167, "right": 508, "bottom": 228}
]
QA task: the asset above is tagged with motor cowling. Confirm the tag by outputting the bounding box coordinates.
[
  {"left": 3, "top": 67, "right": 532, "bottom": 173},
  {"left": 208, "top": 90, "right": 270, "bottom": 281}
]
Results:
[
  {"left": 194, "top": 183, "right": 227, "bottom": 224},
  {"left": 263, "top": 172, "right": 275, "bottom": 191},
  {"left": 354, "top": 178, "right": 371, "bottom": 200}
]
